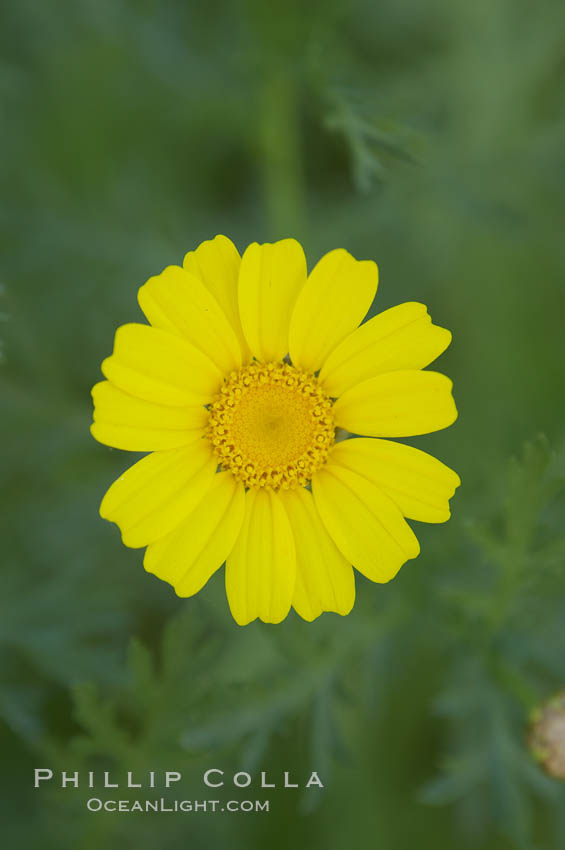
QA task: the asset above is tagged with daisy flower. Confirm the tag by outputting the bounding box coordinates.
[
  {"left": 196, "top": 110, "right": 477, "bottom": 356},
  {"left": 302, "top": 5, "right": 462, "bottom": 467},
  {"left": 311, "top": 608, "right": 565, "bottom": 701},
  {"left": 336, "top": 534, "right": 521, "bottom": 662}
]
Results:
[{"left": 92, "top": 236, "right": 459, "bottom": 625}]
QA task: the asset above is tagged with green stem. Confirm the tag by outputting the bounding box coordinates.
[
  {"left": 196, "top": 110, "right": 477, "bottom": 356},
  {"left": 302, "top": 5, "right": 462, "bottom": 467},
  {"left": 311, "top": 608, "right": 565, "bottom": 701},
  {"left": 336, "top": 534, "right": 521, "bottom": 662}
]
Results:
[{"left": 259, "top": 69, "right": 308, "bottom": 240}]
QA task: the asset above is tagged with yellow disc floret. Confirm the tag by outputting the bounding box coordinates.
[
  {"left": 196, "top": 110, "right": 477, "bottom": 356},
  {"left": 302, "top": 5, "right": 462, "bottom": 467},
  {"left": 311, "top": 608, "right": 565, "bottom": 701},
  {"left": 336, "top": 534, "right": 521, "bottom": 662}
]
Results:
[{"left": 207, "top": 362, "right": 335, "bottom": 490}]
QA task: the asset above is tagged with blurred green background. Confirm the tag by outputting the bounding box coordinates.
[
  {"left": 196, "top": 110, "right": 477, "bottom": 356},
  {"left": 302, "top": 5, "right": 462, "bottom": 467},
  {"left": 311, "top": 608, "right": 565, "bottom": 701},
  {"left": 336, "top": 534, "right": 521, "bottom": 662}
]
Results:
[{"left": 2, "top": 0, "right": 565, "bottom": 848}]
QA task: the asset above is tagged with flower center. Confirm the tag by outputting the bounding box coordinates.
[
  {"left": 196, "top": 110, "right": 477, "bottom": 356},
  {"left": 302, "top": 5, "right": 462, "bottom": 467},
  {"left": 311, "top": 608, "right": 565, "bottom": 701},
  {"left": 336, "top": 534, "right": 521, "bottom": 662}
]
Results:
[{"left": 207, "top": 362, "right": 335, "bottom": 490}]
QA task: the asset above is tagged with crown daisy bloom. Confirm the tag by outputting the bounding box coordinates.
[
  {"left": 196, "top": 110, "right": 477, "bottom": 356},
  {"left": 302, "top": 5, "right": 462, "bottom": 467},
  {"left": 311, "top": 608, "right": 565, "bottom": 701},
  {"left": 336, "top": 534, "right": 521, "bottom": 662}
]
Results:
[{"left": 92, "top": 236, "right": 460, "bottom": 625}]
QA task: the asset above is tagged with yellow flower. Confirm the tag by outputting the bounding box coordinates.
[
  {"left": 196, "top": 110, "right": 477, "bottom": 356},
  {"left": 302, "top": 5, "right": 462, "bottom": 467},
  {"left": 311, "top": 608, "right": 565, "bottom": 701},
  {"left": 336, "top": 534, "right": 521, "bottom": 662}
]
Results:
[{"left": 92, "top": 236, "right": 460, "bottom": 625}]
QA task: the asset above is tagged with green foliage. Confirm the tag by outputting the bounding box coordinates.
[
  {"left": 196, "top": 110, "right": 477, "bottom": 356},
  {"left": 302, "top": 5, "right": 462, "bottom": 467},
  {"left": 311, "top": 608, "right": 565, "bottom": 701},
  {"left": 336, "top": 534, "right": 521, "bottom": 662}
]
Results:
[
  {"left": 324, "top": 86, "right": 419, "bottom": 193},
  {"left": 421, "top": 437, "right": 565, "bottom": 848}
]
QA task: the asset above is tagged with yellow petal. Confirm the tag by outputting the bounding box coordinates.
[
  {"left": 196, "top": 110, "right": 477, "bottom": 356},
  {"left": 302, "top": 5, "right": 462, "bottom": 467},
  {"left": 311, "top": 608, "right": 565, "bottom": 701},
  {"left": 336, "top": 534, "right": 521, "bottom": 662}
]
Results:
[
  {"left": 312, "top": 464, "right": 420, "bottom": 583},
  {"left": 319, "top": 302, "right": 452, "bottom": 396},
  {"left": 289, "top": 248, "right": 378, "bottom": 373},
  {"left": 238, "top": 239, "right": 307, "bottom": 361},
  {"left": 183, "top": 234, "right": 249, "bottom": 358},
  {"left": 225, "top": 488, "right": 296, "bottom": 625},
  {"left": 91, "top": 381, "right": 208, "bottom": 451},
  {"left": 101, "top": 323, "right": 222, "bottom": 406},
  {"left": 334, "top": 370, "right": 458, "bottom": 437},
  {"left": 144, "top": 472, "right": 245, "bottom": 597},
  {"left": 328, "top": 438, "right": 460, "bottom": 524},
  {"left": 138, "top": 264, "right": 242, "bottom": 373},
  {"left": 280, "top": 487, "right": 355, "bottom": 622},
  {"left": 99, "top": 440, "right": 216, "bottom": 548}
]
